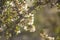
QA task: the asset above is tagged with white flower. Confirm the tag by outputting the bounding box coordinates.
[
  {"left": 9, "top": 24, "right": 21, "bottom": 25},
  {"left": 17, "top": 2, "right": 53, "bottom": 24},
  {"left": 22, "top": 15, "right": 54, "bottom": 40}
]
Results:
[
  {"left": 25, "top": 4, "right": 28, "bottom": 11},
  {"left": 20, "top": 18, "right": 25, "bottom": 22},
  {"left": 32, "top": 16, "right": 34, "bottom": 21},
  {"left": 30, "top": 25, "right": 35, "bottom": 32},
  {"left": 24, "top": 26, "right": 28, "bottom": 31},
  {"left": 6, "top": 1, "right": 10, "bottom": 4},
  {"left": 11, "top": 19, "right": 14, "bottom": 21},
  {"left": 29, "top": 13, "right": 34, "bottom": 17},
  {"left": 31, "top": 14, "right": 34, "bottom": 17},
  {"left": 28, "top": 21, "right": 33, "bottom": 25},
  {"left": 19, "top": 11, "right": 23, "bottom": 14},
  {"left": 17, "top": 30, "right": 21, "bottom": 34},
  {"left": 28, "top": 16, "right": 34, "bottom": 25},
  {"left": 22, "top": 3, "right": 28, "bottom": 11},
  {"left": 24, "top": 14, "right": 30, "bottom": 17},
  {"left": 25, "top": 13, "right": 34, "bottom": 17},
  {"left": 29, "top": 13, "right": 32, "bottom": 16},
  {"left": 10, "top": 2, "right": 15, "bottom": 7},
  {"left": 6, "top": 1, "right": 10, "bottom": 6},
  {"left": 47, "top": 37, "right": 54, "bottom": 40}
]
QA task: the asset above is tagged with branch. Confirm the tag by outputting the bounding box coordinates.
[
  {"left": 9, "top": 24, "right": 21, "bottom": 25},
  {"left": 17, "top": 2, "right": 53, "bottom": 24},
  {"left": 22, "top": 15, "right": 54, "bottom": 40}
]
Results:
[{"left": 28, "top": 2, "right": 41, "bottom": 13}]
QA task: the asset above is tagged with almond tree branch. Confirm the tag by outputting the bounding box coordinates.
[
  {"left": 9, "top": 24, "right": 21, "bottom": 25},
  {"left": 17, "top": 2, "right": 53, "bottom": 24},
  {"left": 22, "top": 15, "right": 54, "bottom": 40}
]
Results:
[{"left": 28, "top": 1, "right": 41, "bottom": 13}]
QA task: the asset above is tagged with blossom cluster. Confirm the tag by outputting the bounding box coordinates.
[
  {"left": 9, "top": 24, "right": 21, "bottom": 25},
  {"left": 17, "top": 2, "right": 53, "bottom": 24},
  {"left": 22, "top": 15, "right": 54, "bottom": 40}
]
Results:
[{"left": 0, "top": 0, "right": 35, "bottom": 39}]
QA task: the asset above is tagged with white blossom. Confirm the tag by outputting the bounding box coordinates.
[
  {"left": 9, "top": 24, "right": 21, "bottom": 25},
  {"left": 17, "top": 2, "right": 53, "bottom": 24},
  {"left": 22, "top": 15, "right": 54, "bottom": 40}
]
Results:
[
  {"left": 29, "top": 13, "right": 34, "bottom": 17},
  {"left": 17, "top": 30, "right": 21, "bottom": 34},
  {"left": 24, "top": 14, "right": 30, "bottom": 17},
  {"left": 6, "top": 1, "right": 10, "bottom": 4},
  {"left": 20, "top": 18, "right": 25, "bottom": 22},
  {"left": 28, "top": 16, "right": 34, "bottom": 25},
  {"left": 30, "top": 25, "right": 35, "bottom": 32},
  {"left": 32, "top": 16, "right": 34, "bottom": 22},
  {"left": 10, "top": 1, "right": 15, "bottom": 7},
  {"left": 19, "top": 11, "right": 23, "bottom": 14},
  {"left": 47, "top": 37, "right": 54, "bottom": 40},
  {"left": 11, "top": 19, "right": 14, "bottom": 21},
  {"left": 28, "top": 21, "right": 33, "bottom": 25},
  {"left": 31, "top": 14, "right": 34, "bottom": 17},
  {"left": 40, "top": 32, "right": 55, "bottom": 40},
  {"left": 24, "top": 26, "right": 28, "bottom": 31},
  {"left": 22, "top": 3, "right": 28, "bottom": 11}
]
